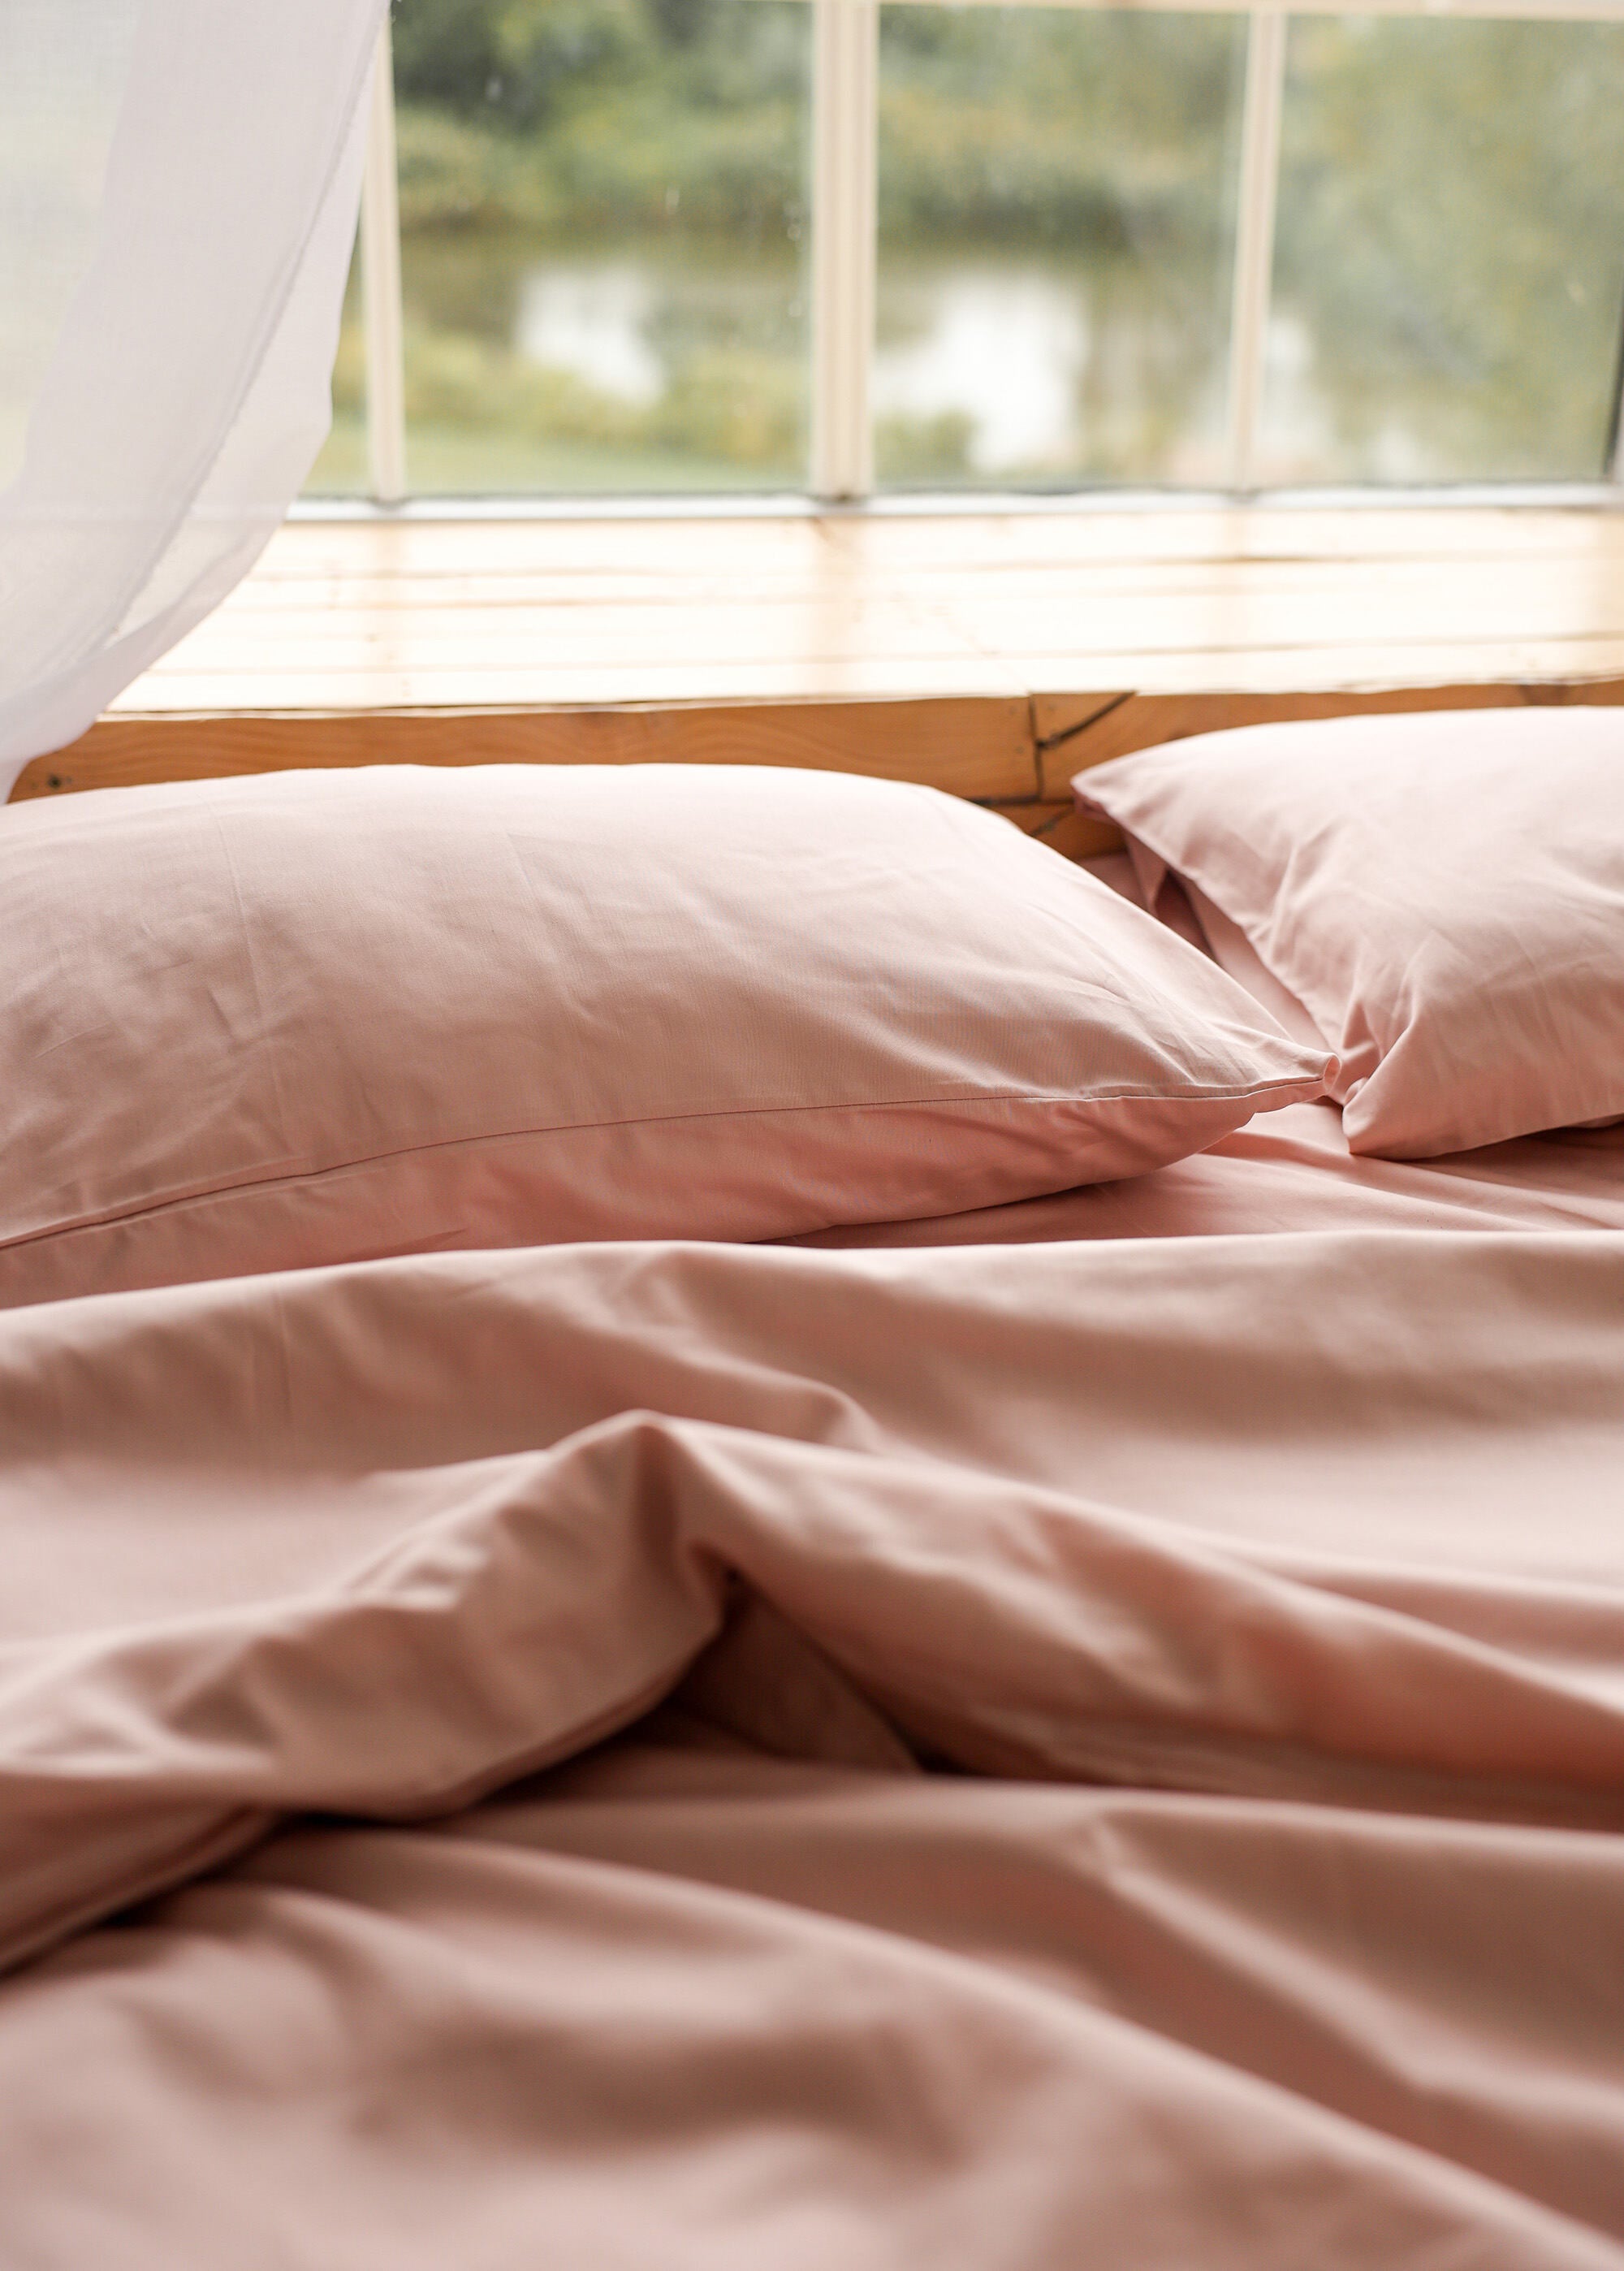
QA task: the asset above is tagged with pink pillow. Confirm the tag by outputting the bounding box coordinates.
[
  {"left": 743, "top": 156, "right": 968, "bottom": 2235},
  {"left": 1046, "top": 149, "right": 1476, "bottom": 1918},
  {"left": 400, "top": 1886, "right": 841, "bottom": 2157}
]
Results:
[
  {"left": 1077, "top": 707, "right": 1624, "bottom": 1157},
  {"left": 0, "top": 763, "right": 1327, "bottom": 1306}
]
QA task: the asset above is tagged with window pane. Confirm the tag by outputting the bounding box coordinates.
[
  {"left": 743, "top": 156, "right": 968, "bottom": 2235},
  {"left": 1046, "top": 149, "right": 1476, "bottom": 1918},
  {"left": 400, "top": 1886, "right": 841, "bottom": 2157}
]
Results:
[
  {"left": 303, "top": 235, "right": 369, "bottom": 495},
  {"left": 1261, "top": 18, "right": 1624, "bottom": 485},
  {"left": 875, "top": 7, "right": 1245, "bottom": 490},
  {"left": 391, "top": 0, "right": 809, "bottom": 495}
]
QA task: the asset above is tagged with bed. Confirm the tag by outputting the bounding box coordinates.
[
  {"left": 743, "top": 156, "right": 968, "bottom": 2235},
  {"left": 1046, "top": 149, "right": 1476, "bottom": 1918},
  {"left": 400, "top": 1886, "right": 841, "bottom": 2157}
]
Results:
[{"left": 2, "top": 708, "right": 1622, "bottom": 2269}]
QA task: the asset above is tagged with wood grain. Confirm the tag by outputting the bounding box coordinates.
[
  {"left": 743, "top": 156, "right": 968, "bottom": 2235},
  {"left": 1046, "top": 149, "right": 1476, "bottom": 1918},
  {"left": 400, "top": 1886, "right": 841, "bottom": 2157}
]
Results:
[
  {"left": 258, "top": 506, "right": 1624, "bottom": 582},
  {"left": 1039, "top": 679, "right": 1624, "bottom": 797},
  {"left": 985, "top": 799, "right": 1125, "bottom": 859},
  {"left": 16, "top": 506, "right": 1624, "bottom": 859},
  {"left": 11, "top": 697, "right": 1040, "bottom": 806},
  {"left": 105, "top": 506, "right": 1624, "bottom": 727}
]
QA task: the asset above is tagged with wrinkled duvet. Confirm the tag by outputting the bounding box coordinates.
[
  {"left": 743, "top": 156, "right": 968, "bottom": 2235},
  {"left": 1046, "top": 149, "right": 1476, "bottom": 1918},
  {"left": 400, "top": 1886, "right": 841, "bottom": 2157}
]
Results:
[{"left": 4, "top": 1211, "right": 1624, "bottom": 2267}]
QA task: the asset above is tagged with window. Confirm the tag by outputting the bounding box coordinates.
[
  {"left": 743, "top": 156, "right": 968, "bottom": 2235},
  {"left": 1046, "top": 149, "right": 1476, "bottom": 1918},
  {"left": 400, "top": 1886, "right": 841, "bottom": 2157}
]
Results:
[
  {"left": 873, "top": 11, "right": 1244, "bottom": 487},
  {"left": 304, "top": 0, "right": 1624, "bottom": 504},
  {"left": 1263, "top": 15, "right": 1624, "bottom": 483}
]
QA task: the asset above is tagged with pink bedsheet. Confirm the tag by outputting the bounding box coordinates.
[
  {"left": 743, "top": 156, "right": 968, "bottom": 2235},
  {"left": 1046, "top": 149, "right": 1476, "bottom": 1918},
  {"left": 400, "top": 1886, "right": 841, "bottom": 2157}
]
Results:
[
  {"left": 792, "top": 1099, "right": 1624, "bottom": 1247},
  {"left": 4, "top": 1227, "right": 1624, "bottom": 2265}
]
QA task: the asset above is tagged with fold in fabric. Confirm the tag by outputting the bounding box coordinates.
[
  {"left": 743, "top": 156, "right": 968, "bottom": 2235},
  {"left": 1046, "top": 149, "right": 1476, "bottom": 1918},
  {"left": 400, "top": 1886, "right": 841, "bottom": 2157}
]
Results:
[
  {"left": 4, "top": 1230, "right": 1624, "bottom": 2265},
  {"left": 790, "top": 1098, "right": 1624, "bottom": 1245},
  {"left": 6, "top": 1771, "right": 1623, "bottom": 2269},
  {"left": 4, "top": 1230, "right": 1624, "bottom": 1973}
]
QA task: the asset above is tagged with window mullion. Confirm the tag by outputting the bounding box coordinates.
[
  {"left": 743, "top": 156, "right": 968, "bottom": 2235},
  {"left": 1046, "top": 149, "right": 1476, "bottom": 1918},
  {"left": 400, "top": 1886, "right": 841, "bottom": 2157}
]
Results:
[
  {"left": 361, "top": 16, "right": 408, "bottom": 506},
  {"left": 810, "top": 0, "right": 879, "bottom": 501},
  {"left": 1224, "top": 8, "right": 1287, "bottom": 491},
  {"left": 1607, "top": 296, "right": 1624, "bottom": 479}
]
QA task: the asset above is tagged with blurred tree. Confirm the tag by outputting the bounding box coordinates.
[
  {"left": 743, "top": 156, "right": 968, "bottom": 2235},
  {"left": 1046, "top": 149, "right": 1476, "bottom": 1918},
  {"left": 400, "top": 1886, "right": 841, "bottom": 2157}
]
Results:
[
  {"left": 369, "top": 0, "right": 1624, "bottom": 492},
  {"left": 1272, "top": 16, "right": 1624, "bottom": 477},
  {"left": 392, "top": 0, "right": 507, "bottom": 113}
]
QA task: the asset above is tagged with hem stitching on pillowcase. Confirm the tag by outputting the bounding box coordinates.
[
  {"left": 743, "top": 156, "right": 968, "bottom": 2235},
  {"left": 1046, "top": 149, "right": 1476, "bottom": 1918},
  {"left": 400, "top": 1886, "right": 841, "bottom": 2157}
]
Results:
[{"left": 3, "top": 1074, "right": 1327, "bottom": 1256}]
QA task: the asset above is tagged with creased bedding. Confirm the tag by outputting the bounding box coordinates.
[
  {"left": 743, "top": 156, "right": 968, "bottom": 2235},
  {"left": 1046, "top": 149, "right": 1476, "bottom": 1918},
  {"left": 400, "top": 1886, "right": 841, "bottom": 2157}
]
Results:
[
  {"left": 3, "top": 1227, "right": 1624, "bottom": 2265},
  {"left": 793, "top": 1098, "right": 1624, "bottom": 1246}
]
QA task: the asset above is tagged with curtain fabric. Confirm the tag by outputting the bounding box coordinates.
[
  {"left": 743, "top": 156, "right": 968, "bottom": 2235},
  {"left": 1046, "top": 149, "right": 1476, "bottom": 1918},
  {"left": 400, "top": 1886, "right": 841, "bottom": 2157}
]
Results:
[{"left": 0, "top": 0, "right": 386, "bottom": 802}]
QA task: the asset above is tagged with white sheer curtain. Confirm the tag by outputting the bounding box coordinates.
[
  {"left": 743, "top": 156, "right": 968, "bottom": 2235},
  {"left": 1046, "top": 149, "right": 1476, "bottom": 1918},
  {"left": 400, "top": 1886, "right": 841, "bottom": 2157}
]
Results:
[{"left": 0, "top": 0, "right": 387, "bottom": 802}]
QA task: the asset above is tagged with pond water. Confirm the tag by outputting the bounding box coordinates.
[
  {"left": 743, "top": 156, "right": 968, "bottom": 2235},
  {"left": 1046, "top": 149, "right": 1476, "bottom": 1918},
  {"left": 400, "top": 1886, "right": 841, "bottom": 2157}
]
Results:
[
  {"left": 368, "top": 232, "right": 1237, "bottom": 494},
  {"left": 875, "top": 269, "right": 1090, "bottom": 477},
  {"left": 516, "top": 266, "right": 667, "bottom": 410},
  {"left": 311, "top": 216, "right": 1623, "bottom": 498},
  {"left": 512, "top": 252, "right": 1141, "bottom": 478}
]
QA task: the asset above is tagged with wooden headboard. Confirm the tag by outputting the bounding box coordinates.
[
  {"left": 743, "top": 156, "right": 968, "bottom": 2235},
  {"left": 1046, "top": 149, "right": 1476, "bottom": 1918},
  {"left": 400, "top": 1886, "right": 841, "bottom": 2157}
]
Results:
[{"left": 13, "top": 677, "right": 1623, "bottom": 865}]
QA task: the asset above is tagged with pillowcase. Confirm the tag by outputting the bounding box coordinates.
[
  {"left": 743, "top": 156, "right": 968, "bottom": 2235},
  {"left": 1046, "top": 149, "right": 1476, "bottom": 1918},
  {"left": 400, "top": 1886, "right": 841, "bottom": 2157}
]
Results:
[
  {"left": 0, "top": 762, "right": 1328, "bottom": 1305},
  {"left": 1076, "top": 706, "right": 1624, "bottom": 1157}
]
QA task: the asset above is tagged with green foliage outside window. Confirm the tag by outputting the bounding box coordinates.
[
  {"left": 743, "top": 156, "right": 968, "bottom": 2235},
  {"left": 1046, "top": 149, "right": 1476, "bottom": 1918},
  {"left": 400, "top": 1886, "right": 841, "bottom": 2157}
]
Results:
[{"left": 307, "top": 0, "right": 1624, "bottom": 497}]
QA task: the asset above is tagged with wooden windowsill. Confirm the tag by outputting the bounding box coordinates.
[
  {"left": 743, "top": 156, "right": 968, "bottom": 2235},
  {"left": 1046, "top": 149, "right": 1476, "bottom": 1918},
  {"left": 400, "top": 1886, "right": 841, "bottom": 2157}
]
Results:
[{"left": 15, "top": 501, "right": 1624, "bottom": 855}]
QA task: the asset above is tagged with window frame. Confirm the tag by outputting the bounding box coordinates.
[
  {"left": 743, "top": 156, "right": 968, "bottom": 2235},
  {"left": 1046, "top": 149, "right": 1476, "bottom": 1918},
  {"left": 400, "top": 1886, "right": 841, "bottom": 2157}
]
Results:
[{"left": 343, "top": 0, "right": 1624, "bottom": 511}]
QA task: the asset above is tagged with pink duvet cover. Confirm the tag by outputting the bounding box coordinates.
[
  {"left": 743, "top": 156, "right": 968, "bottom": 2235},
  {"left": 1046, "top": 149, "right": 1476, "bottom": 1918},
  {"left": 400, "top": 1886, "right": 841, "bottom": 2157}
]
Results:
[{"left": 4, "top": 1221, "right": 1624, "bottom": 2267}]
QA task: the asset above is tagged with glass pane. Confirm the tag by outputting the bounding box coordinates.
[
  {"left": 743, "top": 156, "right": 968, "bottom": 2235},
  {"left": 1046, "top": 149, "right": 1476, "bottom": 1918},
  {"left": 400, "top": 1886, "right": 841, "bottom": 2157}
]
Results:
[
  {"left": 391, "top": 0, "right": 809, "bottom": 495},
  {"left": 1261, "top": 18, "right": 1624, "bottom": 485},
  {"left": 303, "top": 234, "right": 369, "bottom": 495},
  {"left": 875, "top": 7, "right": 1245, "bottom": 491}
]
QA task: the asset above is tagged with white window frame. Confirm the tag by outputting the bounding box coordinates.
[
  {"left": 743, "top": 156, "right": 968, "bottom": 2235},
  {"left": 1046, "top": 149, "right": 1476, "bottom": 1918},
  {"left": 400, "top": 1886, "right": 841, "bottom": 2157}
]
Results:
[
  {"left": 361, "top": 16, "right": 408, "bottom": 505},
  {"left": 810, "top": 0, "right": 879, "bottom": 499},
  {"left": 352, "top": 0, "right": 1624, "bottom": 508}
]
